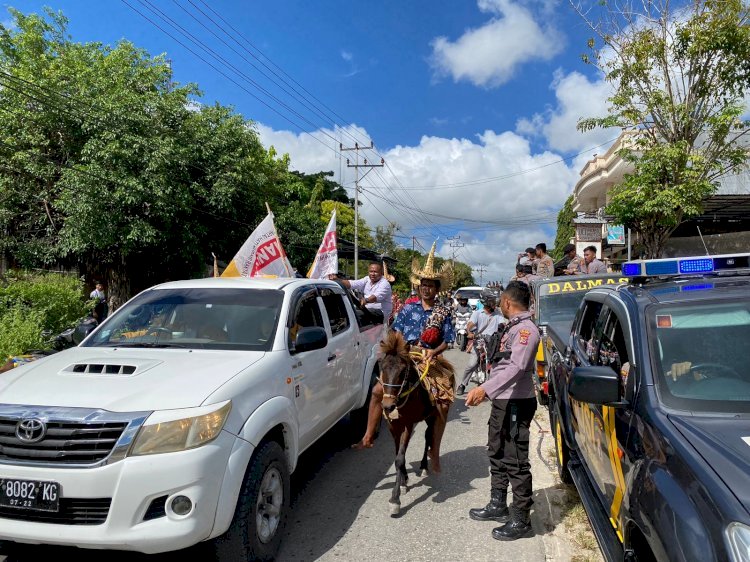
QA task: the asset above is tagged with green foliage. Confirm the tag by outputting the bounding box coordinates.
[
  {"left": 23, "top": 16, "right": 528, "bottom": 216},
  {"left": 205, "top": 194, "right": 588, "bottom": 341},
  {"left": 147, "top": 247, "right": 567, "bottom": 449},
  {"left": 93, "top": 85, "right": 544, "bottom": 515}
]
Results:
[
  {"left": 0, "top": 271, "right": 90, "bottom": 358},
  {"left": 0, "top": 9, "right": 281, "bottom": 303},
  {"left": 575, "top": 0, "right": 750, "bottom": 256},
  {"left": 552, "top": 195, "right": 576, "bottom": 260},
  {"left": 0, "top": 307, "right": 45, "bottom": 360}
]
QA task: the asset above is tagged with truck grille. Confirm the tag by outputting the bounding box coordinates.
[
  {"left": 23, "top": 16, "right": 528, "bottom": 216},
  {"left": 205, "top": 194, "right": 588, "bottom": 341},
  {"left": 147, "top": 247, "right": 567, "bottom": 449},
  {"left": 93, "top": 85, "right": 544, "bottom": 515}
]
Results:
[
  {"left": 0, "top": 498, "right": 111, "bottom": 525},
  {"left": 0, "top": 419, "right": 128, "bottom": 464}
]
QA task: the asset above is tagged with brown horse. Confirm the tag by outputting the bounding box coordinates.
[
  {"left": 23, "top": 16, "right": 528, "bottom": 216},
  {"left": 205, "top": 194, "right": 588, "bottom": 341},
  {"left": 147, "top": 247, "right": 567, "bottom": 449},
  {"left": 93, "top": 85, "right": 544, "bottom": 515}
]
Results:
[{"left": 378, "top": 332, "right": 451, "bottom": 516}]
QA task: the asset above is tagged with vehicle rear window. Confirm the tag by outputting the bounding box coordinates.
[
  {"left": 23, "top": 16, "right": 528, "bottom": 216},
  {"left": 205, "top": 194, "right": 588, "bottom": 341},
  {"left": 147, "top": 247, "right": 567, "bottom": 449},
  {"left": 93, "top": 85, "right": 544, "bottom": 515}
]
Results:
[
  {"left": 648, "top": 300, "right": 750, "bottom": 413},
  {"left": 84, "top": 288, "right": 283, "bottom": 351},
  {"left": 455, "top": 290, "right": 482, "bottom": 300}
]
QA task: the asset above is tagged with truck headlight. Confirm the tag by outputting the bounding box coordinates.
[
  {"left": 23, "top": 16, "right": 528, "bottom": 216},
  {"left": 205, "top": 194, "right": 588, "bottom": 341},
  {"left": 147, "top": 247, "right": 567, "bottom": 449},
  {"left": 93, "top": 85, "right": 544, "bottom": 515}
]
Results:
[
  {"left": 130, "top": 401, "right": 232, "bottom": 456},
  {"left": 727, "top": 522, "right": 750, "bottom": 562}
]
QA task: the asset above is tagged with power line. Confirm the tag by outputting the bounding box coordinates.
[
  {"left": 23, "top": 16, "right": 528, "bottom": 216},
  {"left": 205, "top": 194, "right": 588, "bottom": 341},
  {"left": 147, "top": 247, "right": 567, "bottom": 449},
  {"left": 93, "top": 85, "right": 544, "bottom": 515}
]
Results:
[{"left": 120, "top": 0, "right": 341, "bottom": 157}]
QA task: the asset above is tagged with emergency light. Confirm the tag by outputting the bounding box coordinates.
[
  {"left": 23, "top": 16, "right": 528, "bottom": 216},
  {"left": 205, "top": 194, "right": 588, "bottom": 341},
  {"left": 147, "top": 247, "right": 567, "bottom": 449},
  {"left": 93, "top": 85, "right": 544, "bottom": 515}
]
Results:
[{"left": 621, "top": 253, "right": 750, "bottom": 278}]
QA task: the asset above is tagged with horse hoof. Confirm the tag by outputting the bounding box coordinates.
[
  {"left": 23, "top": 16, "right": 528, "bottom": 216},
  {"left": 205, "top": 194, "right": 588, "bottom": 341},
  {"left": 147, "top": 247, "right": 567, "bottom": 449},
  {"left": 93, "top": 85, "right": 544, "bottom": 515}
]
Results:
[
  {"left": 389, "top": 502, "right": 401, "bottom": 517},
  {"left": 400, "top": 485, "right": 408, "bottom": 495}
]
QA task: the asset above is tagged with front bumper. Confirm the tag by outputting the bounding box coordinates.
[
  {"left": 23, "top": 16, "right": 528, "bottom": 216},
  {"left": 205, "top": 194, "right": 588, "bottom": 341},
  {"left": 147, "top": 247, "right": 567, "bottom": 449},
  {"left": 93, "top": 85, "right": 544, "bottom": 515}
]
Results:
[{"left": 0, "top": 431, "right": 253, "bottom": 554}]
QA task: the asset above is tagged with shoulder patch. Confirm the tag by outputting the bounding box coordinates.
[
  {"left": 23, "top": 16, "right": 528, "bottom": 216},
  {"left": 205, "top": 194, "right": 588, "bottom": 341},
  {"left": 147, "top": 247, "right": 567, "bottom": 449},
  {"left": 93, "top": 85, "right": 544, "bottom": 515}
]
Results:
[{"left": 518, "top": 328, "right": 531, "bottom": 345}]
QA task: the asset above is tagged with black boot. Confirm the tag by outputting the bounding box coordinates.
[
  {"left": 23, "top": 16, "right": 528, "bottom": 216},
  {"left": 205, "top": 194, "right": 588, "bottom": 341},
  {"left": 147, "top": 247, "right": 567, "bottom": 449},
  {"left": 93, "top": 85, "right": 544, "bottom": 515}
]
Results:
[
  {"left": 469, "top": 490, "right": 508, "bottom": 521},
  {"left": 492, "top": 505, "right": 533, "bottom": 541}
]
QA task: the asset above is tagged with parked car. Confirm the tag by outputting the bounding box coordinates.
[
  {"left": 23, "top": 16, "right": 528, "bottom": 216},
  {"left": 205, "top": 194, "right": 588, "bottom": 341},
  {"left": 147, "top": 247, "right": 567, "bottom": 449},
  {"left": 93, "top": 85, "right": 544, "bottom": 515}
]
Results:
[
  {"left": 0, "top": 277, "right": 382, "bottom": 560},
  {"left": 550, "top": 254, "right": 750, "bottom": 562}
]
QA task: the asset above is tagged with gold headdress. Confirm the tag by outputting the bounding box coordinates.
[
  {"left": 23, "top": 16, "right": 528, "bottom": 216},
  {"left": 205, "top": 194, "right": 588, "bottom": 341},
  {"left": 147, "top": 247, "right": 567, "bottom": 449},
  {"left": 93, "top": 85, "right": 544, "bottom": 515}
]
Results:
[
  {"left": 383, "top": 260, "right": 395, "bottom": 283},
  {"left": 410, "top": 241, "right": 453, "bottom": 287}
]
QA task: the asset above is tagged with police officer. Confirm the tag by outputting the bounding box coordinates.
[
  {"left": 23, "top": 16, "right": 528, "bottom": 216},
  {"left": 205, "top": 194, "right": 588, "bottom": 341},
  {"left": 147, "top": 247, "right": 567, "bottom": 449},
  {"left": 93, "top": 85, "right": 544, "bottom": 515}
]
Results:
[{"left": 465, "top": 281, "right": 540, "bottom": 541}]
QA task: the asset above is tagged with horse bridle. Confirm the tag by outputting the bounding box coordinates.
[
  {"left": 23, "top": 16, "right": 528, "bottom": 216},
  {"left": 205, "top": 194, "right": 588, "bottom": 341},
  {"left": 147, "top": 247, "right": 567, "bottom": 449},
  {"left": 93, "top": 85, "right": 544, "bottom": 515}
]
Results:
[{"left": 379, "top": 351, "right": 431, "bottom": 410}]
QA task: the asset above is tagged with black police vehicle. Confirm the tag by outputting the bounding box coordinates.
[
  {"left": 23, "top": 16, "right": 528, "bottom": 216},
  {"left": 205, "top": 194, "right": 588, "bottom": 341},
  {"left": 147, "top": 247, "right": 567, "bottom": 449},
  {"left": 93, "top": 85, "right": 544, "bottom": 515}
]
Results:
[{"left": 549, "top": 254, "right": 750, "bottom": 562}]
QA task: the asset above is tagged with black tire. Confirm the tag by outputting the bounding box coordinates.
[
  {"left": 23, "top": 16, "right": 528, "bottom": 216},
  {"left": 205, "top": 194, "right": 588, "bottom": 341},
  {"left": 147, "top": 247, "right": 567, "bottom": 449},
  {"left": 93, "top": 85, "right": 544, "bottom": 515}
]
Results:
[
  {"left": 550, "top": 402, "right": 573, "bottom": 484},
  {"left": 459, "top": 335, "right": 467, "bottom": 352},
  {"left": 213, "top": 441, "right": 290, "bottom": 562}
]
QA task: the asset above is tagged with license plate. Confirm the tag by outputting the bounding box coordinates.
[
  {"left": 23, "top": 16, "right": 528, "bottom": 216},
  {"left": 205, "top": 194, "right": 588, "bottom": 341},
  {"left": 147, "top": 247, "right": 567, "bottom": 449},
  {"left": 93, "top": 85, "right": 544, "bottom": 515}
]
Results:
[{"left": 0, "top": 479, "right": 61, "bottom": 512}]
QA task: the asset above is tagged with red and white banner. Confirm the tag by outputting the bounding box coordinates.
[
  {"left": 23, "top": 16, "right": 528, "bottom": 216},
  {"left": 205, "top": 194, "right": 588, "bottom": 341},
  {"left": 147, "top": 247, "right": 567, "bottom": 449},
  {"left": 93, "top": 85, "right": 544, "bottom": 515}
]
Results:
[
  {"left": 307, "top": 209, "right": 338, "bottom": 279},
  {"left": 221, "top": 212, "right": 294, "bottom": 278}
]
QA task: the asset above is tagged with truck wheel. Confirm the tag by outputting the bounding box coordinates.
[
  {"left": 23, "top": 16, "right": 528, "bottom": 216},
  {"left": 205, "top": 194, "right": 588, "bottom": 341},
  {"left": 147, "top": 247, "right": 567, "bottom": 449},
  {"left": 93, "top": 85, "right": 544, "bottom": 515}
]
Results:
[
  {"left": 550, "top": 404, "right": 572, "bottom": 484},
  {"left": 213, "top": 441, "right": 290, "bottom": 562}
]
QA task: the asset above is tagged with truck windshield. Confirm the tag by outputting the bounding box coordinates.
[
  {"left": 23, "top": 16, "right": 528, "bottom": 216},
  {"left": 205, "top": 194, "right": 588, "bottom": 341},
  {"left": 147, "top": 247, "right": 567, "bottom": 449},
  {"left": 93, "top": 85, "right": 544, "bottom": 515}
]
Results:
[
  {"left": 648, "top": 300, "right": 750, "bottom": 413},
  {"left": 84, "top": 288, "right": 284, "bottom": 351},
  {"left": 536, "top": 292, "right": 586, "bottom": 336}
]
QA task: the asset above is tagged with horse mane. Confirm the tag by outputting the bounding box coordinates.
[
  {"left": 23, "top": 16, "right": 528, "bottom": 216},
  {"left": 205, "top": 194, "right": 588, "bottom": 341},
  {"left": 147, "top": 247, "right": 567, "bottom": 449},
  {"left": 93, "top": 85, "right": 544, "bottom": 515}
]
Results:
[{"left": 380, "top": 331, "right": 411, "bottom": 362}]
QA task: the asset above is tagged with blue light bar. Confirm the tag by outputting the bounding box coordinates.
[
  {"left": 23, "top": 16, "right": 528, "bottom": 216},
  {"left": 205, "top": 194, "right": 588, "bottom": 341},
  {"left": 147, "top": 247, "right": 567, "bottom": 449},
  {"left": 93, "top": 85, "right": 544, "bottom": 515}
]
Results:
[
  {"left": 621, "top": 253, "right": 750, "bottom": 279},
  {"left": 622, "top": 263, "right": 642, "bottom": 276},
  {"left": 679, "top": 258, "right": 713, "bottom": 273},
  {"left": 645, "top": 260, "right": 679, "bottom": 275}
]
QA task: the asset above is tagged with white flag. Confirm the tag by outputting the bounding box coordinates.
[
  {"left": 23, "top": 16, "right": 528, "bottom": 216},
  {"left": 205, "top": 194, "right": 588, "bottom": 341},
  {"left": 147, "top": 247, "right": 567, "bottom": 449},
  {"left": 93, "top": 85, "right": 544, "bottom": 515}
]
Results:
[
  {"left": 307, "top": 210, "right": 338, "bottom": 279},
  {"left": 221, "top": 212, "right": 294, "bottom": 278}
]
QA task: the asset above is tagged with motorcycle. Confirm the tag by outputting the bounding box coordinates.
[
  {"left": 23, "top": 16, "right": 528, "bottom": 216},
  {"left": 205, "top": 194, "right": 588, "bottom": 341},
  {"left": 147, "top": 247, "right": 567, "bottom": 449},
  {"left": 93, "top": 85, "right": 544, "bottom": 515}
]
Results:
[
  {"left": 470, "top": 335, "right": 490, "bottom": 385},
  {"left": 454, "top": 311, "right": 471, "bottom": 352}
]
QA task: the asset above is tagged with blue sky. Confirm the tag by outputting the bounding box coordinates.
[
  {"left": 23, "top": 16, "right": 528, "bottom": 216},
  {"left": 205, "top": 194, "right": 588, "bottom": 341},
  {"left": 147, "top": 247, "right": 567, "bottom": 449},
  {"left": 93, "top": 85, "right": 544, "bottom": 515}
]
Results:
[{"left": 8, "top": 0, "right": 619, "bottom": 282}]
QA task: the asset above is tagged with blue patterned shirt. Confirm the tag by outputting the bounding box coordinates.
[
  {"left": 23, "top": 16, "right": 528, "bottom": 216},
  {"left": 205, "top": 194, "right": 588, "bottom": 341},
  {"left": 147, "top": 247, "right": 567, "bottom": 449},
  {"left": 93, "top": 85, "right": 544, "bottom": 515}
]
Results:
[{"left": 392, "top": 302, "right": 455, "bottom": 345}]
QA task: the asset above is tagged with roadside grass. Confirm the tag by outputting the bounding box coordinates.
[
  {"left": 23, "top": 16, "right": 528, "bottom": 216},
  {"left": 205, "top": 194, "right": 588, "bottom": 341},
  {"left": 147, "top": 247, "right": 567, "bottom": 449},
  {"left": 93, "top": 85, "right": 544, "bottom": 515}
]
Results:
[
  {"left": 545, "top": 440, "right": 602, "bottom": 562},
  {"left": 559, "top": 485, "right": 601, "bottom": 560}
]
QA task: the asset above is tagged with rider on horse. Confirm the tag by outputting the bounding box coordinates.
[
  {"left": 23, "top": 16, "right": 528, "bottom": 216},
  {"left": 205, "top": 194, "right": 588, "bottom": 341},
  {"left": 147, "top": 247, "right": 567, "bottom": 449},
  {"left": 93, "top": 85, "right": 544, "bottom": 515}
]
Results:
[{"left": 353, "top": 243, "right": 455, "bottom": 472}]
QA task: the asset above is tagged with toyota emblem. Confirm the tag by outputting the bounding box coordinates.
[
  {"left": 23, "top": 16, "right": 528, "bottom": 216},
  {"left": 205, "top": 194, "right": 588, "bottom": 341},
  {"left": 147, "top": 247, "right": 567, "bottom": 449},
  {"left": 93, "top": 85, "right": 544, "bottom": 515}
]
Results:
[{"left": 16, "top": 418, "right": 46, "bottom": 443}]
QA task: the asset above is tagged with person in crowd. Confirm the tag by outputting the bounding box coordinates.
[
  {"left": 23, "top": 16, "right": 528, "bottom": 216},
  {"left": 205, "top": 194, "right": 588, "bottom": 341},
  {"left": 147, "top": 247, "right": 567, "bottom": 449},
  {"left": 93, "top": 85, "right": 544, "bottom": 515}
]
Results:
[
  {"left": 465, "top": 281, "right": 540, "bottom": 541},
  {"left": 517, "top": 248, "right": 536, "bottom": 271},
  {"left": 90, "top": 280, "right": 108, "bottom": 320},
  {"left": 405, "top": 290, "right": 420, "bottom": 304},
  {"left": 331, "top": 262, "right": 392, "bottom": 322},
  {"left": 570, "top": 246, "right": 607, "bottom": 274},
  {"left": 456, "top": 290, "right": 504, "bottom": 396},
  {"left": 554, "top": 244, "right": 582, "bottom": 275},
  {"left": 513, "top": 264, "right": 540, "bottom": 286},
  {"left": 534, "top": 243, "right": 554, "bottom": 279}
]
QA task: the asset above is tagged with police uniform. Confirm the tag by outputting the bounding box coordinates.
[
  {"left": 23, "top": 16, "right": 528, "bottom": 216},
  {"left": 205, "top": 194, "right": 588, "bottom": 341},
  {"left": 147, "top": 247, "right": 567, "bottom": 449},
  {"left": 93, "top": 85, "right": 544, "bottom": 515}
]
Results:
[{"left": 480, "top": 311, "right": 540, "bottom": 517}]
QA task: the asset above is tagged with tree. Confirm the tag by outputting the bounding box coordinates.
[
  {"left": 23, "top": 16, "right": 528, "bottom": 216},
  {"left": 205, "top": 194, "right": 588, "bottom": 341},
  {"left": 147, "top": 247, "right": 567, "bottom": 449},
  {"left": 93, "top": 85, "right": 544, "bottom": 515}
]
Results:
[
  {"left": 552, "top": 195, "right": 576, "bottom": 260},
  {"left": 0, "top": 9, "right": 284, "bottom": 305},
  {"left": 573, "top": 0, "right": 750, "bottom": 257},
  {"left": 373, "top": 224, "right": 399, "bottom": 258}
]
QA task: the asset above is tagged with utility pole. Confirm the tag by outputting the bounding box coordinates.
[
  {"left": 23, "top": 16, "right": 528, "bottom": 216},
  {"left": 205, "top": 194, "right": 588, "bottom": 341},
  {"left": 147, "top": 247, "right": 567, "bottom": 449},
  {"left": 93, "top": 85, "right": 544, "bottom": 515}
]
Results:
[
  {"left": 448, "top": 236, "right": 464, "bottom": 266},
  {"left": 342, "top": 142, "right": 383, "bottom": 278},
  {"left": 473, "top": 264, "right": 488, "bottom": 285}
]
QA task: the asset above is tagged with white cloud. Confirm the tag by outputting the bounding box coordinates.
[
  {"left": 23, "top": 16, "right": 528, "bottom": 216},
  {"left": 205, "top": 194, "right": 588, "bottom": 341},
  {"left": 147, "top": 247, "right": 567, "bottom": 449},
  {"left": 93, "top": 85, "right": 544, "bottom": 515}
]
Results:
[
  {"left": 516, "top": 69, "right": 618, "bottom": 153},
  {"left": 430, "top": 0, "right": 564, "bottom": 88},
  {"left": 255, "top": 123, "right": 579, "bottom": 283},
  {"left": 340, "top": 50, "right": 352, "bottom": 62}
]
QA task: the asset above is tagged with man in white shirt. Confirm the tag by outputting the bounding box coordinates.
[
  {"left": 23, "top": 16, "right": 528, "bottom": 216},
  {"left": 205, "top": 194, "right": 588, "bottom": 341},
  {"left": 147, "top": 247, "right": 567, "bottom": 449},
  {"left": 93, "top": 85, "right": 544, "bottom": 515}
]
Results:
[
  {"left": 333, "top": 262, "right": 393, "bottom": 322},
  {"left": 457, "top": 290, "right": 505, "bottom": 395}
]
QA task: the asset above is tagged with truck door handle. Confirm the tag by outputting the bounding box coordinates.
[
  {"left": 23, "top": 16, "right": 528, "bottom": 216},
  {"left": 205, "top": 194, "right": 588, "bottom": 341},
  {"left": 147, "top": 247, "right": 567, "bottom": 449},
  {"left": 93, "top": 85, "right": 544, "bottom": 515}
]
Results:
[{"left": 327, "top": 354, "right": 336, "bottom": 362}]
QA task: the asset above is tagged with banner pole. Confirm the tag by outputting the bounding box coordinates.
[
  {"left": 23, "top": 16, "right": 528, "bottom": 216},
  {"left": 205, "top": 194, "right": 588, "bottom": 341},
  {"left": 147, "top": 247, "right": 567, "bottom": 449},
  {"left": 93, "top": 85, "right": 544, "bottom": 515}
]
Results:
[{"left": 266, "top": 202, "right": 294, "bottom": 277}]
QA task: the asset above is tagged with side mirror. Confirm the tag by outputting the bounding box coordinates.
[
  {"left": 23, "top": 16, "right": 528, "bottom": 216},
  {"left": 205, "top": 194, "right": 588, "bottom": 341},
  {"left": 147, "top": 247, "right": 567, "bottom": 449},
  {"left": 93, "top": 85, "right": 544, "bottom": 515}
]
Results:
[
  {"left": 569, "top": 366, "right": 621, "bottom": 405},
  {"left": 72, "top": 320, "right": 97, "bottom": 345},
  {"left": 293, "top": 327, "right": 328, "bottom": 353}
]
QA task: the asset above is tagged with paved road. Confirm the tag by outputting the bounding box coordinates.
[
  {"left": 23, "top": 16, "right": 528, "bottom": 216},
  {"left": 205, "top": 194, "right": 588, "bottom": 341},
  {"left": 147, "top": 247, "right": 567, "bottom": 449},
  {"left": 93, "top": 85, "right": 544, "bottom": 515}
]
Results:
[{"left": 0, "top": 348, "right": 577, "bottom": 561}]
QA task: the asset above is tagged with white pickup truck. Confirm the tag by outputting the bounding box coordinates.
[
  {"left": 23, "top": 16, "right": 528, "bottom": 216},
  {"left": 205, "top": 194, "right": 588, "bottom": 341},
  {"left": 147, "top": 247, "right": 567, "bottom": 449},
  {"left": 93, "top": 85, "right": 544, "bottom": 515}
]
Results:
[{"left": 0, "top": 277, "right": 382, "bottom": 560}]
